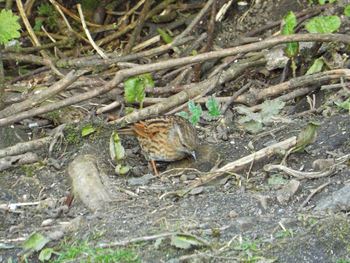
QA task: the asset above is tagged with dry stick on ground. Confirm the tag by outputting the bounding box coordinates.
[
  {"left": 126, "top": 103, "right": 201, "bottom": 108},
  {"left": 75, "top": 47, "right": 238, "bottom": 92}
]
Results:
[
  {"left": 247, "top": 69, "right": 350, "bottom": 111},
  {"left": 16, "top": 0, "right": 63, "bottom": 77},
  {"left": 54, "top": 36, "right": 194, "bottom": 68},
  {"left": 172, "top": 0, "right": 214, "bottom": 45},
  {"left": 124, "top": 0, "right": 153, "bottom": 54},
  {"left": 1, "top": 34, "right": 350, "bottom": 127},
  {"left": 0, "top": 137, "right": 52, "bottom": 158},
  {"left": 99, "top": 232, "right": 211, "bottom": 248},
  {"left": 77, "top": 4, "right": 107, "bottom": 59},
  {"left": 264, "top": 164, "right": 335, "bottom": 180},
  {"left": 95, "top": 0, "right": 177, "bottom": 47},
  {"left": 167, "top": 72, "right": 221, "bottom": 115},
  {"left": 0, "top": 70, "right": 88, "bottom": 119},
  {"left": 299, "top": 182, "right": 331, "bottom": 210},
  {"left": 188, "top": 136, "right": 297, "bottom": 188}
]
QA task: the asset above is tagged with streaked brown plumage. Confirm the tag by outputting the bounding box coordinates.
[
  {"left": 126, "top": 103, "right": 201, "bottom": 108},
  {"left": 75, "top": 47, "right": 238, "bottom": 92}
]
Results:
[{"left": 118, "top": 116, "right": 199, "bottom": 176}]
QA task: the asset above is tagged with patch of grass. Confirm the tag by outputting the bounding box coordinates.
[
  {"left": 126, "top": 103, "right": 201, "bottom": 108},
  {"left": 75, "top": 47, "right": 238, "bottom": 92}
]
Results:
[{"left": 52, "top": 240, "right": 140, "bottom": 263}]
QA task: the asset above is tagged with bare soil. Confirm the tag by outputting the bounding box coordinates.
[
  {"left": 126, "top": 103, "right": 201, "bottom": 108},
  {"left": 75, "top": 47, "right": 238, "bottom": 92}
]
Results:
[{"left": 1, "top": 0, "right": 350, "bottom": 262}]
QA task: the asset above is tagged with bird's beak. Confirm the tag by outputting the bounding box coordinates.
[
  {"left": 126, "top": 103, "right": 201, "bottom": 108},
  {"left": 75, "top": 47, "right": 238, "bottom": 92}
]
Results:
[{"left": 191, "top": 151, "right": 197, "bottom": 161}]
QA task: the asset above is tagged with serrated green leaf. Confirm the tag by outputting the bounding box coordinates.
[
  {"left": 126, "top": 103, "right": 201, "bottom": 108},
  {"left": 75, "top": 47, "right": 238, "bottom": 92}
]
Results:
[
  {"left": 170, "top": 235, "right": 205, "bottom": 249},
  {"left": 306, "top": 57, "right": 324, "bottom": 75},
  {"left": 81, "top": 125, "right": 95, "bottom": 137},
  {"left": 205, "top": 96, "right": 221, "bottom": 117},
  {"left": 189, "top": 115, "right": 199, "bottom": 126},
  {"left": 34, "top": 19, "right": 43, "bottom": 31},
  {"left": 188, "top": 100, "right": 203, "bottom": 117},
  {"left": 305, "top": 16, "right": 341, "bottom": 34},
  {"left": 282, "top": 12, "right": 297, "bottom": 35},
  {"left": 0, "top": 9, "right": 21, "bottom": 45},
  {"left": 176, "top": 112, "right": 189, "bottom": 119},
  {"left": 157, "top": 28, "right": 173, "bottom": 43},
  {"left": 345, "top": 5, "right": 350, "bottom": 17},
  {"left": 37, "top": 3, "right": 54, "bottom": 16},
  {"left": 24, "top": 232, "right": 50, "bottom": 251},
  {"left": 39, "top": 248, "right": 54, "bottom": 262}
]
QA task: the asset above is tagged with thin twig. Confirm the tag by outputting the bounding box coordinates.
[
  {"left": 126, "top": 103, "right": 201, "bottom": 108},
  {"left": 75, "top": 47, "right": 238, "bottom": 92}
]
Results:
[{"left": 77, "top": 4, "right": 107, "bottom": 59}]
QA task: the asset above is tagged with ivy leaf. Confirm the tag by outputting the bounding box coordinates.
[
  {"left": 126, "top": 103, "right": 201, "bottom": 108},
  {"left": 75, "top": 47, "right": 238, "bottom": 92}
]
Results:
[
  {"left": 305, "top": 16, "right": 341, "bottom": 34},
  {"left": 0, "top": 9, "right": 21, "bottom": 45}
]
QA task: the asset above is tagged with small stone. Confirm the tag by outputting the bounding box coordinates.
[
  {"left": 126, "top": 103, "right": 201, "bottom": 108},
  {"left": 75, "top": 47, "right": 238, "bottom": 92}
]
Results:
[{"left": 276, "top": 179, "right": 301, "bottom": 205}]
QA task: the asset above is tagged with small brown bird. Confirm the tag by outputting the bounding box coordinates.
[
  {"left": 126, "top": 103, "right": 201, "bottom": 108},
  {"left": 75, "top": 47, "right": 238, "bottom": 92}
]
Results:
[{"left": 118, "top": 115, "right": 199, "bottom": 177}]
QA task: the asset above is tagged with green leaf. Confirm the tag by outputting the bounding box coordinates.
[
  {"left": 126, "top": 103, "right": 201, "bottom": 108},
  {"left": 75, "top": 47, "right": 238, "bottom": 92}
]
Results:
[
  {"left": 205, "top": 95, "right": 221, "bottom": 117},
  {"left": 176, "top": 112, "right": 189, "bottom": 119},
  {"left": 33, "top": 19, "right": 43, "bottom": 31},
  {"left": 306, "top": 57, "right": 324, "bottom": 75},
  {"left": 39, "top": 248, "right": 54, "bottom": 262},
  {"left": 268, "top": 174, "right": 288, "bottom": 185},
  {"left": 305, "top": 16, "right": 341, "bottom": 33},
  {"left": 188, "top": 100, "right": 203, "bottom": 117},
  {"left": 170, "top": 234, "right": 206, "bottom": 249},
  {"left": 334, "top": 98, "right": 350, "bottom": 110},
  {"left": 285, "top": 42, "right": 298, "bottom": 57},
  {"left": 293, "top": 122, "right": 320, "bottom": 152},
  {"left": 81, "top": 125, "right": 95, "bottom": 137},
  {"left": 124, "top": 74, "right": 153, "bottom": 109},
  {"left": 24, "top": 232, "right": 50, "bottom": 251},
  {"left": 37, "top": 3, "right": 54, "bottom": 16},
  {"left": 0, "top": 9, "right": 21, "bottom": 45},
  {"left": 139, "top": 73, "right": 154, "bottom": 89},
  {"left": 114, "top": 163, "right": 130, "bottom": 175},
  {"left": 157, "top": 28, "right": 173, "bottom": 43},
  {"left": 261, "top": 100, "right": 285, "bottom": 123},
  {"left": 318, "top": 0, "right": 326, "bottom": 4},
  {"left": 282, "top": 12, "right": 297, "bottom": 35},
  {"left": 109, "top": 131, "right": 125, "bottom": 161},
  {"left": 345, "top": 5, "right": 350, "bottom": 17}
]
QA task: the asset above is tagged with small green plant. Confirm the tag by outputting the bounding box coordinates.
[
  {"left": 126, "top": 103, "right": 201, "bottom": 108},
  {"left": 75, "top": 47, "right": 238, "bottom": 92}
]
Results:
[
  {"left": 36, "top": 3, "right": 58, "bottom": 30},
  {"left": 309, "top": 0, "right": 336, "bottom": 4},
  {"left": 177, "top": 96, "right": 221, "bottom": 125},
  {"left": 236, "top": 99, "right": 285, "bottom": 134},
  {"left": 42, "top": 239, "right": 140, "bottom": 263},
  {"left": 345, "top": 5, "right": 350, "bottom": 16},
  {"left": 124, "top": 74, "right": 154, "bottom": 109},
  {"left": 0, "top": 9, "right": 21, "bottom": 45}
]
